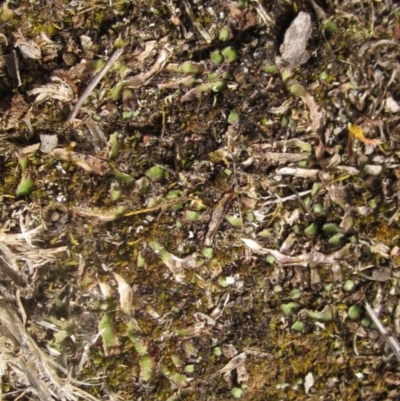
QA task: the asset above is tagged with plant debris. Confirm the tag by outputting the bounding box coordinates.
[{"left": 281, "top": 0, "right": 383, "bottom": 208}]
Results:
[{"left": 1, "top": 0, "right": 400, "bottom": 400}]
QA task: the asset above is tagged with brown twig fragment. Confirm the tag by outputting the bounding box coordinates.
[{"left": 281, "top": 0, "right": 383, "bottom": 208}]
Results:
[
  {"left": 204, "top": 189, "right": 235, "bottom": 246},
  {"left": 66, "top": 47, "right": 124, "bottom": 123}
]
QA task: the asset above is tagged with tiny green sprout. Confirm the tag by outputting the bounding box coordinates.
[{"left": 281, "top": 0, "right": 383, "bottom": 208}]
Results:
[
  {"left": 324, "top": 283, "right": 333, "bottom": 292},
  {"left": 266, "top": 255, "right": 275, "bottom": 264},
  {"left": 348, "top": 304, "right": 361, "bottom": 320},
  {"left": 212, "top": 80, "right": 227, "bottom": 92},
  {"left": 183, "top": 76, "right": 198, "bottom": 87},
  {"left": 343, "top": 280, "right": 355, "bottom": 292},
  {"left": 221, "top": 46, "right": 237, "bottom": 63},
  {"left": 108, "top": 132, "right": 120, "bottom": 159},
  {"left": 311, "top": 182, "right": 322, "bottom": 196},
  {"left": 231, "top": 387, "right": 243, "bottom": 399},
  {"left": 224, "top": 168, "right": 232, "bottom": 176},
  {"left": 185, "top": 210, "right": 202, "bottom": 221},
  {"left": 213, "top": 346, "right": 222, "bottom": 356},
  {"left": 112, "top": 60, "right": 129, "bottom": 78},
  {"left": 210, "top": 50, "right": 223, "bottom": 65},
  {"left": 16, "top": 174, "right": 33, "bottom": 198},
  {"left": 218, "top": 276, "right": 234, "bottom": 287},
  {"left": 219, "top": 26, "right": 231, "bottom": 41},
  {"left": 139, "top": 355, "right": 155, "bottom": 382},
  {"left": 313, "top": 203, "right": 323, "bottom": 214},
  {"left": 290, "top": 84, "right": 307, "bottom": 97},
  {"left": 246, "top": 212, "right": 255, "bottom": 222},
  {"left": 329, "top": 233, "right": 345, "bottom": 246},
  {"left": 110, "top": 81, "right": 125, "bottom": 101},
  {"left": 306, "top": 306, "right": 335, "bottom": 322},
  {"left": 273, "top": 285, "right": 283, "bottom": 293},
  {"left": 197, "top": 82, "right": 214, "bottom": 93},
  {"left": 171, "top": 306, "right": 180, "bottom": 314},
  {"left": 291, "top": 321, "right": 304, "bottom": 332},
  {"left": 304, "top": 222, "right": 318, "bottom": 237},
  {"left": 319, "top": 71, "right": 329, "bottom": 81},
  {"left": 122, "top": 111, "right": 133, "bottom": 119},
  {"left": 207, "top": 72, "right": 220, "bottom": 81},
  {"left": 290, "top": 288, "right": 302, "bottom": 300},
  {"left": 91, "top": 90, "right": 99, "bottom": 100},
  {"left": 126, "top": 323, "right": 148, "bottom": 355},
  {"left": 171, "top": 354, "right": 184, "bottom": 368},
  {"left": 109, "top": 182, "right": 121, "bottom": 201},
  {"left": 281, "top": 302, "right": 301, "bottom": 316},
  {"left": 323, "top": 19, "right": 338, "bottom": 32},
  {"left": 180, "top": 61, "right": 203, "bottom": 75},
  {"left": 114, "top": 37, "right": 129, "bottom": 48},
  {"left": 145, "top": 165, "right": 165, "bottom": 180},
  {"left": 263, "top": 64, "right": 277, "bottom": 74},
  {"left": 281, "top": 68, "right": 293, "bottom": 81},
  {"left": 281, "top": 116, "right": 289, "bottom": 127},
  {"left": 201, "top": 248, "right": 214, "bottom": 259},
  {"left": 166, "top": 190, "right": 181, "bottom": 200},
  {"left": 361, "top": 318, "right": 371, "bottom": 328},
  {"left": 323, "top": 223, "right": 340, "bottom": 235},
  {"left": 169, "top": 373, "right": 187, "bottom": 387},
  {"left": 258, "top": 229, "right": 272, "bottom": 238},
  {"left": 110, "top": 168, "right": 134, "bottom": 186},
  {"left": 137, "top": 251, "right": 145, "bottom": 268},
  {"left": 237, "top": 0, "right": 248, "bottom": 9},
  {"left": 228, "top": 111, "right": 239, "bottom": 124},
  {"left": 184, "top": 364, "right": 195, "bottom": 373},
  {"left": 99, "top": 312, "right": 118, "bottom": 350},
  {"left": 135, "top": 176, "right": 151, "bottom": 194},
  {"left": 225, "top": 215, "right": 243, "bottom": 227},
  {"left": 18, "top": 154, "right": 29, "bottom": 172}
]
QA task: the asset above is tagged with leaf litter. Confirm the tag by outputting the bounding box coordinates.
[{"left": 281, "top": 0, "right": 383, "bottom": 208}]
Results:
[{"left": 1, "top": 0, "right": 400, "bottom": 400}]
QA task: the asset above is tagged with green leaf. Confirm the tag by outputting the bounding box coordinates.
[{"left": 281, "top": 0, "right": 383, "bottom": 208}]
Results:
[
  {"left": 99, "top": 313, "right": 119, "bottom": 354},
  {"left": 16, "top": 174, "right": 33, "bottom": 198},
  {"left": 145, "top": 165, "right": 165, "bottom": 180}
]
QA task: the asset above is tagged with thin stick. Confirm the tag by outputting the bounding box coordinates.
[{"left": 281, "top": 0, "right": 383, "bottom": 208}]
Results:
[
  {"left": 365, "top": 301, "right": 400, "bottom": 361},
  {"left": 66, "top": 47, "right": 124, "bottom": 123}
]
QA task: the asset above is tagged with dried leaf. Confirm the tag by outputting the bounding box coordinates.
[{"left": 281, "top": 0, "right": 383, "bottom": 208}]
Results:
[
  {"left": 348, "top": 124, "right": 382, "bottom": 147},
  {"left": 149, "top": 241, "right": 200, "bottom": 282},
  {"left": 275, "top": 167, "right": 319, "bottom": 179},
  {"left": 113, "top": 273, "right": 133, "bottom": 316},
  {"left": 212, "top": 352, "right": 246, "bottom": 378},
  {"left": 13, "top": 31, "right": 41, "bottom": 59},
  {"left": 277, "top": 12, "right": 312, "bottom": 69},
  {"left": 27, "top": 76, "right": 74, "bottom": 104},
  {"left": 74, "top": 205, "right": 127, "bottom": 221},
  {"left": 304, "top": 372, "right": 314, "bottom": 394},
  {"left": 50, "top": 148, "right": 110, "bottom": 175},
  {"left": 111, "top": 49, "right": 170, "bottom": 100},
  {"left": 290, "top": 84, "right": 324, "bottom": 132},
  {"left": 205, "top": 189, "right": 235, "bottom": 246},
  {"left": 241, "top": 238, "right": 352, "bottom": 266}
]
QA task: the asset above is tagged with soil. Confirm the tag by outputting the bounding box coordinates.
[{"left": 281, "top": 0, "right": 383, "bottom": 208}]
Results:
[{"left": 1, "top": 0, "right": 400, "bottom": 400}]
